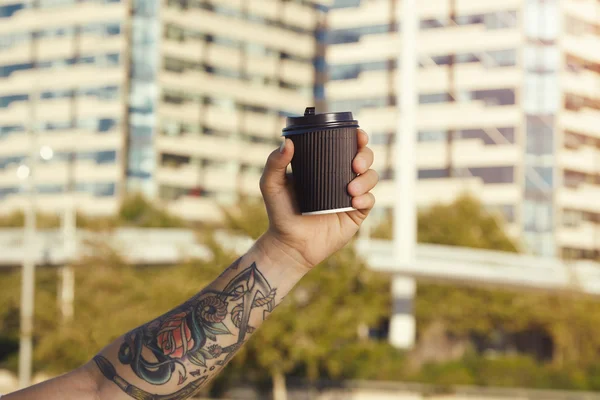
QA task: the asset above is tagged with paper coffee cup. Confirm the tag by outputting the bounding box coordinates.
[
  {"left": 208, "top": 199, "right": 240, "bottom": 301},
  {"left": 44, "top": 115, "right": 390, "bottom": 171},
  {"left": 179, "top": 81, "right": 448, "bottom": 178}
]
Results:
[{"left": 282, "top": 107, "right": 359, "bottom": 215}]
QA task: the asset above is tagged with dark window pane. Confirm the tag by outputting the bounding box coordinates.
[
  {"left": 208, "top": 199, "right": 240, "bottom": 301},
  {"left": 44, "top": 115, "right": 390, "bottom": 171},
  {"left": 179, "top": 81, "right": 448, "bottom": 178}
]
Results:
[
  {"left": 473, "top": 89, "right": 515, "bottom": 106},
  {"left": 419, "top": 92, "right": 450, "bottom": 104},
  {"left": 526, "top": 116, "right": 553, "bottom": 154},
  {"left": 468, "top": 166, "right": 514, "bottom": 183},
  {"left": 418, "top": 130, "right": 448, "bottom": 142},
  {"left": 418, "top": 169, "right": 448, "bottom": 179}
]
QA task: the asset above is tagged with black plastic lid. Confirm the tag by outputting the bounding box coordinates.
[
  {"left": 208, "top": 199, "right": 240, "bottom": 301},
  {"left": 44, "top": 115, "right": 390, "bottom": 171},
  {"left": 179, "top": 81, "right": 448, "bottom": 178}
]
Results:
[{"left": 282, "top": 107, "right": 359, "bottom": 136}]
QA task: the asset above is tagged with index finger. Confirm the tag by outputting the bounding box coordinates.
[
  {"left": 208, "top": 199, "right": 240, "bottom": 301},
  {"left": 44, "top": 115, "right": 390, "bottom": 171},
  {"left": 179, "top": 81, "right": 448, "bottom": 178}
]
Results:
[{"left": 358, "top": 129, "right": 369, "bottom": 149}]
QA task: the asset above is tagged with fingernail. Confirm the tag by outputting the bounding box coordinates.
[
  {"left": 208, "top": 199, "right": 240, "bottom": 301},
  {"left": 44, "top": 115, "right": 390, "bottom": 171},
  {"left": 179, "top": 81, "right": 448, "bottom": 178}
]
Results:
[{"left": 280, "top": 140, "right": 286, "bottom": 154}]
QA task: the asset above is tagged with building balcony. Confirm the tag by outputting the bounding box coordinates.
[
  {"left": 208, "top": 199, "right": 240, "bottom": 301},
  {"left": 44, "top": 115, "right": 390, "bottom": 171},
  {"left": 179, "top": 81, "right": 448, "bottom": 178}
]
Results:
[
  {"left": 375, "top": 177, "right": 521, "bottom": 208},
  {"left": 280, "top": 59, "right": 314, "bottom": 86},
  {"left": 159, "top": 70, "right": 308, "bottom": 114},
  {"left": 0, "top": 43, "right": 33, "bottom": 65},
  {"left": 327, "top": 25, "right": 521, "bottom": 65},
  {"left": 0, "top": 129, "right": 123, "bottom": 157},
  {"left": 0, "top": 193, "right": 119, "bottom": 216},
  {"left": 326, "top": 63, "right": 521, "bottom": 101},
  {"left": 420, "top": 0, "right": 522, "bottom": 18},
  {"left": 559, "top": 146, "right": 600, "bottom": 175},
  {"left": 162, "top": 7, "right": 315, "bottom": 59},
  {"left": 416, "top": 140, "right": 520, "bottom": 169},
  {"left": 560, "top": 108, "right": 600, "bottom": 139},
  {"left": 558, "top": 184, "right": 600, "bottom": 213},
  {"left": 562, "top": 34, "right": 600, "bottom": 64},
  {"left": 281, "top": 1, "right": 317, "bottom": 31},
  {"left": 0, "top": 161, "right": 121, "bottom": 187},
  {"left": 165, "top": 195, "right": 222, "bottom": 223},
  {"left": 556, "top": 222, "right": 600, "bottom": 251},
  {"left": 356, "top": 103, "right": 521, "bottom": 133},
  {"left": 162, "top": 40, "right": 203, "bottom": 62},
  {"left": 562, "top": 70, "right": 600, "bottom": 100},
  {"left": 156, "top": 164, "right": 202, "bottom": 189},
  {"left": 205, "top": 45, "right": 243, "bottom": 71},
  {"left": 246, "top": 55, "right": 278, "bottom": 78},
  {"left": 0, "top": 65, "right": 124, "bottom": 93},
  {"left": 563, "top": 0, "right": 600, "bottom": 30},
  {"left": 0, "top": 3, "right": 126, "bottom": 35},
  {"left": 156, "top": 134, "right": 270, "bottom": 168}
]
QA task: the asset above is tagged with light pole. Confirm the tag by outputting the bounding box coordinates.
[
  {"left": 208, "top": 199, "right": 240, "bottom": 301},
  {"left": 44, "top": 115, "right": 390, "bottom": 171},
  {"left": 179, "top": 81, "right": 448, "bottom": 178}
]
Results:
[
  {"left": 36, "top": 145, "right": 76, "bottom": 322},
  {"left": 389, "top": 0, "right": 418, "bottom": 349},
  {"left": 59, "top": 150, "right": 76, "bottom": 322}
]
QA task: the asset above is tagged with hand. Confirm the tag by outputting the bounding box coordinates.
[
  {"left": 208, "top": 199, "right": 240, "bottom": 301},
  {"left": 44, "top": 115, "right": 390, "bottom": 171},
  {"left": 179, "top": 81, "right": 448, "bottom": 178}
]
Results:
[{"left": 259, "top": 129, "right": 378, "bottom": 270}]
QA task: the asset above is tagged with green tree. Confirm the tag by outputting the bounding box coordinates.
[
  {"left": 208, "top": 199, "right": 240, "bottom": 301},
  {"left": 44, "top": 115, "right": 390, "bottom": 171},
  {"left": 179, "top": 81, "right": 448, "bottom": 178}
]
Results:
[{"left": 118, "top": 193, "right": 187, "bottom": 228}]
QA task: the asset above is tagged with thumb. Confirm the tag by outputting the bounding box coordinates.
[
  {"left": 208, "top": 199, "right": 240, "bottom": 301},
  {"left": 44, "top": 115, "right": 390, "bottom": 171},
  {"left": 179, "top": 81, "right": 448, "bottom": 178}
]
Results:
[{"left": 260, "top": 138, "right": 294, "bottom": 196}]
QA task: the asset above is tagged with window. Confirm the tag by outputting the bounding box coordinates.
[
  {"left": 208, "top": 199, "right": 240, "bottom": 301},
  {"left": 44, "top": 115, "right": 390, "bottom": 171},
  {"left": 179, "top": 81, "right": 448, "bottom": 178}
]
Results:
[
  {"left": 563, "top": 209, "right": 582, "bottom": 227},
  {"left": 524, "top": 45, "right": 559, "bottom": 72},
  {"left": 468, "top": 166, "right": 514, "bottom": 184},
  {"left": 0, "top": 155, "right": 26, "bottom": 169},
  {"left": 418, "top": 130, "right": 448, "bottom": 142},
  {"left": 484, "top": 49, "right": 517, "bottom": 68},
  {"left": 41, "top": 89, "right": 73, "bottom": 100},
  {"left": 327, "top": 24, "right": 394, "bottom": 44},
  {"left": 418, "top": 169, "right": 448, "bottom": 179},
  {"left": 454, "top": 14, "right": 484, "bottom": 25},
  {"left": 95, "top": 183, "right": 116, "bottom": 197},
  {"left": 487, "top": 204, "right": 516, "bottom": 223},
  {"left": 99, "top": 118, "right": 118, "bottom": 132},
  {"left": 95, "top": 150, "right": 117, "bottom": 164},
  {"left": 329, "top": 97, "right": 390, "bottom": 112},
  {"left": 420, "top": 18, "right": 446, "bottom": 29},
  {"left": 524, "top": 73, "right": 559, "bottom": 113},
  {"left": 419, "top": 92, "right": 450, "bottom": 104},
  {"left": 0, "top": 3, "right": 24, "bottom": 18},
  {"left": 524, "top": 0, "right": 558, "bottom": 41},
  {"left": 457, "top": 127, "right": 515, "bottom": 144},
  {"left": 472, "top": 89, "right": 515, "bottom": 106},
  {"left": 526, "top": 167, "right": 553, "bottom": 190},
  {"left": 43, "top": 121, "right": 72, "bottom": 131},
  {"left": 371, "top": 132, "right": 393, "bottom": 145},
  {"left": 0, "top": 125, "right": 25, "bottom": 138},
  {"left": 523, "top": 200, "right": 553, "bottom": 232},
  {"left": 0, "top": 186, "right": 19, "bottom": 199},
  {"left": 37, "top": 184, "right": 63, "bottom": 194},
  {"left": 485, "top": 11, "right": 518, "bottom": 30},
  {"left": 526, "top": 116, "right": 553, "bottom": 154},
  {"left": 564, "top": 170, "right": 586, "bottom": 188},
  {"left": 0, "top": 62, "right": 33, "bottom": 77},
  {"left": 329, "top": 64, "right": 360, "bottom": 81},
  {"left": 331, "top": 0, "right": 360, "bottom": 9},
  {"left": 0, "top": 94, "right": 28, "bottom": 108},
  {"left": 0, "top": 32, "right": 29, "bottom": 51},
  {"left": 106, "top": 23, "right": 121, "bottom": 36}
]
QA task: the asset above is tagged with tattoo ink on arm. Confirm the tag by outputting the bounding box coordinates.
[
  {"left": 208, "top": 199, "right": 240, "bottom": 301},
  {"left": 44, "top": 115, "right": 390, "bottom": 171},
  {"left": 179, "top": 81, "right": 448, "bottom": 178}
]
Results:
[{"left": 94, "top": 260, "right": 278, "bottom": 400}]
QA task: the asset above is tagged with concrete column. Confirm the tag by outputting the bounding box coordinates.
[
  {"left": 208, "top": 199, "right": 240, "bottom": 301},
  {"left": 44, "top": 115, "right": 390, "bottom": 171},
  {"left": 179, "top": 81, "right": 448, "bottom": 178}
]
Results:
[{"left": 389, "top": 275, "right": 416, "bottom": 349}]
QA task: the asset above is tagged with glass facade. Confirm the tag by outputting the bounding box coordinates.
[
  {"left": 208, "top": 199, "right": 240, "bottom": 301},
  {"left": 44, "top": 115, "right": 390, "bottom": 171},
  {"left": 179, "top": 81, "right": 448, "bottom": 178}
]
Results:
[
  {"left": 126, "top": 0, "right": 159, "bottom": 195},
  {"left": 522, "top": 0, "right": 559, "bottom": 256}
]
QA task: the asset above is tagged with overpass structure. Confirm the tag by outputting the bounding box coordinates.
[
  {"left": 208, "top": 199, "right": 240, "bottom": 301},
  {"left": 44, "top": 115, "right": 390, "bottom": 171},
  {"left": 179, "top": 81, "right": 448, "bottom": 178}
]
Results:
[
  {"left": 3, "top": 228, "right": 600, "bottom": 349},
  {"left": 2, "top": 228, "right": 599, "bottom": 295}
]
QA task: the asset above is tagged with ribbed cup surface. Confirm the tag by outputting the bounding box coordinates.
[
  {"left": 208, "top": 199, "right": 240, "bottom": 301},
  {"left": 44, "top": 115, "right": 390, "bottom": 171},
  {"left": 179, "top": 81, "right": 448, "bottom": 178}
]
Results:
[{"left": 288, "top": 127, "right": 357, "bottom": 214}]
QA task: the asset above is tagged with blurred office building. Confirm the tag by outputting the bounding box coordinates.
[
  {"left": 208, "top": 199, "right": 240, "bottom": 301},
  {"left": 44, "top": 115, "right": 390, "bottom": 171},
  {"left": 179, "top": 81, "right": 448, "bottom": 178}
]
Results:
[
  {"left": 0, "top": 0, "right": 320, "bottom": 221},
  {"left": 327, "top": 0, "right": 600, "bottom": 258}
]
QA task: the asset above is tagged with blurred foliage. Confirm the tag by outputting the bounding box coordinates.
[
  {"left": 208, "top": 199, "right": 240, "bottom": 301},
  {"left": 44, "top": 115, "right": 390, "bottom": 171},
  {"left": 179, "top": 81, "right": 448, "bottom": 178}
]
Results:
[
  {"left": 0, "top": 193, "right": 186, "bottom": 230},
  {"left": 3, "top": 193, "right": 600, "bottom": 394},
  {"left": 118, "top": 193, "right": 188, "bottom": 228},
  {"left": 371, "top": 193, "right": 518, "bottom": 252}
]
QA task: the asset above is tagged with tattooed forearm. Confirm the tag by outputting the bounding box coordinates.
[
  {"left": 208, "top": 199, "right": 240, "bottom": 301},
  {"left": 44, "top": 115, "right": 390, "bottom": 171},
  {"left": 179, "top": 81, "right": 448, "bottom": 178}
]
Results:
[{"left": 94, "top": 259, "right": 277, "bottom": 399}]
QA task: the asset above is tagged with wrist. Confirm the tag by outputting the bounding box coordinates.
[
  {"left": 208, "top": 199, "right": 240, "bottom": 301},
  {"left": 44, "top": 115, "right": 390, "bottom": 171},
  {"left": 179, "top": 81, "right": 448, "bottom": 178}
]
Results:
[{"left": 255, "top": 231, "right": 313, "bottom": 275}]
